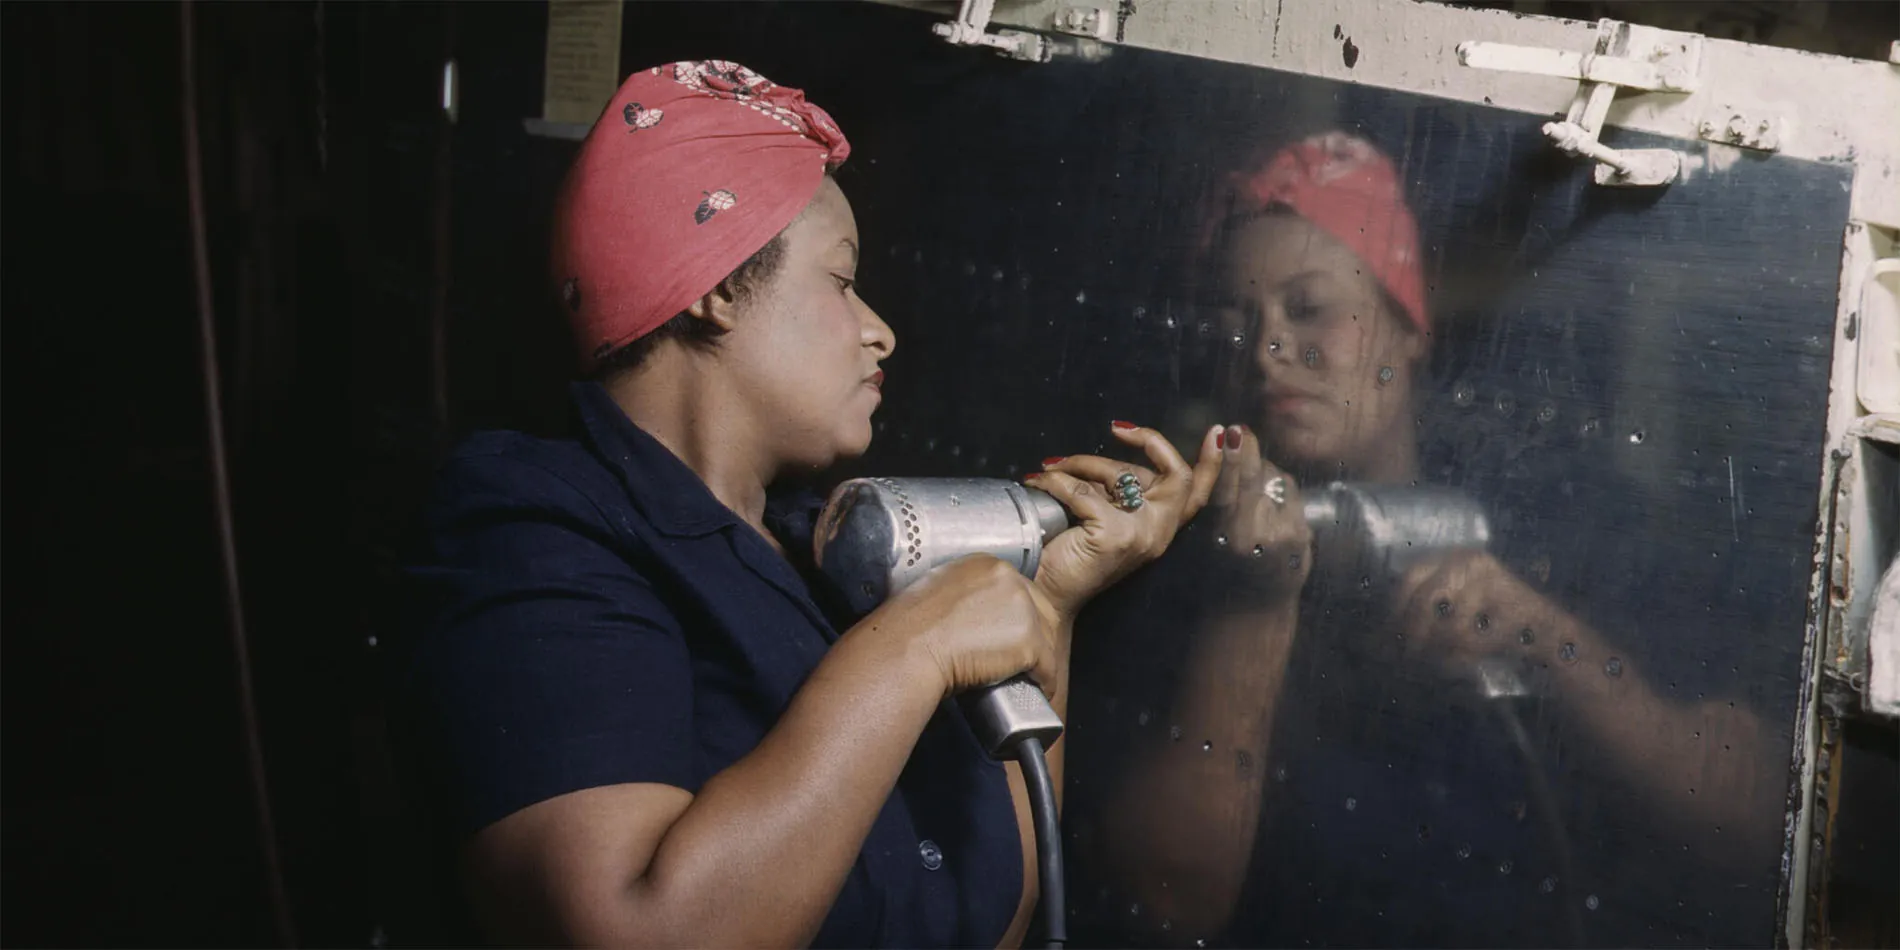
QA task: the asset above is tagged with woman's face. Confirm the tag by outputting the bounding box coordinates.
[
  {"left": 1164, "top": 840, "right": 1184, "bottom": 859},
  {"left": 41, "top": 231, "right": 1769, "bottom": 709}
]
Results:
[
  {"left": 1214, "top": 213, "right": 1425, "bottom": 475},
  {"left": 727, "top": 177, "right": 895, "bottom": 470}
]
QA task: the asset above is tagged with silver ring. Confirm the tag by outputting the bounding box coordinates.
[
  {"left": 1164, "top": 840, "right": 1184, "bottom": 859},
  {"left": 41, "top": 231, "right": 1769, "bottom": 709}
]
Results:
[
  {"left": 1115, "top": 472, "right": 1146, "bottom": 511},
  {"left": 1264, "top": 476, "right": 1288, "bottom": 507}
]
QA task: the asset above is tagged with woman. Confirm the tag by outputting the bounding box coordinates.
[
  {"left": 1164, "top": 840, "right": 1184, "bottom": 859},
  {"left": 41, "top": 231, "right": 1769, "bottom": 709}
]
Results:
[
  {"left": 1092, "top": 132, "right": 1777, "bottom": 945},
  {"left": 406, "top": 61, "right": 1225, "bottom": 947}
]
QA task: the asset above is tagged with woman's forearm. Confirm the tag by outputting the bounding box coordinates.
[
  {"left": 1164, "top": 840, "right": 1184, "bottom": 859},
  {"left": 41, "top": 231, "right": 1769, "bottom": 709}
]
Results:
[
  {"left": 1550, "top": 622, "right": 1778, "bottom": 847},
  {"left": 1102, "top": 600, "right": 1301, "bottom": 939},
  {"left": 1046, "top": 615, "right": 1075, "bottom": 794}
]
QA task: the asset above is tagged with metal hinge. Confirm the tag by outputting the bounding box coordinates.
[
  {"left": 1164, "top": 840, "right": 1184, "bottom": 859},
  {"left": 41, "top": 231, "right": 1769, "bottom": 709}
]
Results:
[
  {"left": 1458, "top": 19, "right": 1704, "bottom": 187},
  {"left": 932, "top": 0, "right": 1052, "bottom": 63}
]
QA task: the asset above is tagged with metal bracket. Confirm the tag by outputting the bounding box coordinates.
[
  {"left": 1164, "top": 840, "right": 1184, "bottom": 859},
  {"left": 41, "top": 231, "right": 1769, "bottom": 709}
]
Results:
[
  {"left": 1052, "top": 6, "right": 1111, "bottom": 41},
  {"left": 1829, "top": 412, "right": 1900, "bottom": 718},
  {"left": 1698, "top": 105, "right": 1782, "bottom": 152},
  {"left": 1459, "top": 19, "right": 1704, "bottom": 187},
  {"left": 932, "top": 0, "right": 1051, "bottom": 63}
]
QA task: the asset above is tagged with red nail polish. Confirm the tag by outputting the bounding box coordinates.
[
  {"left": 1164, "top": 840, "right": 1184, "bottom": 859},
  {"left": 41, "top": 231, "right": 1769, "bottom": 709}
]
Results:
[
  {"left": 1111, "top": 420, "right": 1138, "bottom": 430},
  {"left": 1042, "top": 456, "right": 1066, "bottom": 467},
  {"left": 1223, "top": 427, "right": 1242, "bottom": 450}
]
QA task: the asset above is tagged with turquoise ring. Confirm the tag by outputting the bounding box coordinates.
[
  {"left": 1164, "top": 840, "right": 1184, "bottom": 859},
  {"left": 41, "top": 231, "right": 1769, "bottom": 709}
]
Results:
[{"left": 1116, "top": 473, "right": 1145, "bottom": 511}]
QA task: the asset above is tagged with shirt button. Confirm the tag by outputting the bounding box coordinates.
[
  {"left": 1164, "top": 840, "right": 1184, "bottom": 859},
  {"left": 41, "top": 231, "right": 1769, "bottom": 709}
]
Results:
[{"left": 918, "top": 839, "right": 943, "bottom": 871}]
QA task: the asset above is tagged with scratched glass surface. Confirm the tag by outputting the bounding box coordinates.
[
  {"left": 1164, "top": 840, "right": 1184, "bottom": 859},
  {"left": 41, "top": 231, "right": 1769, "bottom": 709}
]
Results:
[{"left": 445, "top": 4, "right": 1849, "bottom": 946}]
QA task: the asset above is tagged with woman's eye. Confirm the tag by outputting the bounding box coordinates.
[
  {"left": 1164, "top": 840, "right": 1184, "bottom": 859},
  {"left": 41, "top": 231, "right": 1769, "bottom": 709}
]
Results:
[
  {"left": 1287, "top": 301, "right": 1324, "bottom": 323},
  {"left": 834, "top": 275, "right": 856, "bottom": 292},
  {"left": 1214, "top": 304, "right": 1259, "bottom": 334}
]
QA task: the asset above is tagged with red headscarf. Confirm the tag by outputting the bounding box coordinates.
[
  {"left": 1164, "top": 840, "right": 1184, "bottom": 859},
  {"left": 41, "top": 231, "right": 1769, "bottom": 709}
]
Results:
[
  {"left": 1221, "top": 132, "right": 1428, "bottom": 333},
  {"left": 552, "top": 61, "right": 851, "bottom": 368}
]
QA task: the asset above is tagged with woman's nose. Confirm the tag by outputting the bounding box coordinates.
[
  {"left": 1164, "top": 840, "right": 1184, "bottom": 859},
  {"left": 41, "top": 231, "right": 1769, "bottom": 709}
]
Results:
[
  {"left": 1252, "top": 303, "right": 1294, "bottom": 370},
  {"left": 860, "top": 299, "right": 896, "bottom": 359}
]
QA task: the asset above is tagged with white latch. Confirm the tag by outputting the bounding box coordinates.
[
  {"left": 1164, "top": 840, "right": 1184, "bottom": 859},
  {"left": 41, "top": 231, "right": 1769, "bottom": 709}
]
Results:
[
  {"left": 1459, "top": 19, "right": 1704, "bottom": 187},
  {"left": 932, "top": 0, "right": 1051, "bottom": 63},
  {"left": 1860, "top": 258, "right": 1900, "bottom": 414}
]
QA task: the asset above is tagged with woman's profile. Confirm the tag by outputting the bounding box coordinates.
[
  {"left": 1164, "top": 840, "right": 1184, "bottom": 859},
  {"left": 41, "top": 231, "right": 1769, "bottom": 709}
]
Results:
[
  {"left": 405, "top": 61, "right": 1226, "bottom": 947},
  {"left": 1087, "top": 132, "right": 1777, "bottom": 946}
]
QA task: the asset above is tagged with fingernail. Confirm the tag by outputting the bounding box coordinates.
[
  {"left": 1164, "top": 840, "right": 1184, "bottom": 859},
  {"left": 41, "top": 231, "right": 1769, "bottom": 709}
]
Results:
[
  {"left": 1042, "top": 456, "right": 1066, "bottom": 467},
  {"left": 1112, "top": 420, "right": 1138, "bottom": 430},
  {"left": 1236, "top": 424, "right": 1250, "bottom": 436},
  {"left": 1223, "top": 427, "right": 1242, "bottom": 450},
  {"left": 1209, "top": 424, "right": 1225, "bottom": 444}
]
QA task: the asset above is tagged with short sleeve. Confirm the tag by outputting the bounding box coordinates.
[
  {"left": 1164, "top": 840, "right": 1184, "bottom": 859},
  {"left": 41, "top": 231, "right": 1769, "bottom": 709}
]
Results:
[{"left": 407, "top": 451, "right": 696, "bottom": 835}]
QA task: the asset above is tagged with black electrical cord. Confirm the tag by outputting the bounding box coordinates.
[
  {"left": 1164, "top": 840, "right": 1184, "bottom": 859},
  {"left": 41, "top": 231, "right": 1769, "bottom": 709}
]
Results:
[
  {"left": 182, "top": 2, "right": 296, "bottom": 944},
  {"left": 1015, "top": 737, "right": 1067, "bottom": 949},
  {"left": 1496, "top": 700, "right": 1584, "bottom": 948}
]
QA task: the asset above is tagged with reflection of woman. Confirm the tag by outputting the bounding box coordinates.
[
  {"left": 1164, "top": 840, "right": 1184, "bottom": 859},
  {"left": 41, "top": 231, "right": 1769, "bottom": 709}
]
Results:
[
  {"left": 1096, "top": 133, "right": 1776, "bottom": 943},
  {"left": 406, "top": 62, "right": 1222, "bottom": 946}
]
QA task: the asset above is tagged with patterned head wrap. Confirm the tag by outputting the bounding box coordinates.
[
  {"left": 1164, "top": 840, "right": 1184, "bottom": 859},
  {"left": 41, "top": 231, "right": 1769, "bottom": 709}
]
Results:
[
  {"left": 552, "top": 61, "right": 851, "bottom": 367},
  {"left": 1220, "top": 132, "right": 1427, "bottom": 332}
]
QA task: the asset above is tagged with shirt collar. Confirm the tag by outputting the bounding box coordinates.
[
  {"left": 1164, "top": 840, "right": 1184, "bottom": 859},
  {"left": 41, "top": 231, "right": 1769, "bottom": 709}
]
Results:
[
  {"left": 571, "top": 381, "right": 744, "bottom": 538},
  {"left": 570, "top": 382, "right": 827, "bottom": 548}
]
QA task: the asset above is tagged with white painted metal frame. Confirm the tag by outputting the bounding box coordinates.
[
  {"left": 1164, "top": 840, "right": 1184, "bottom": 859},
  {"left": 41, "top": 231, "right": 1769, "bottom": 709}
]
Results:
[
  {"left": 931, "top": 0, "right": 1051, "bottom": 61},
  {"left": 1459, "top": 20, "right": 1698, "bottom": 186},
  {"left": 893, "top": 0, "right": 1898, "bottom": 224},
  {"left": 884, "top": 1, "right": 1900, "bottom": 944}
]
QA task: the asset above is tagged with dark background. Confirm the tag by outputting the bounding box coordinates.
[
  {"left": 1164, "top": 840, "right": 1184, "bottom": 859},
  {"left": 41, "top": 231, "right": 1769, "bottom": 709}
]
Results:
[{"left": 3, "top": 2, "right": 1893, "bottom": 947}]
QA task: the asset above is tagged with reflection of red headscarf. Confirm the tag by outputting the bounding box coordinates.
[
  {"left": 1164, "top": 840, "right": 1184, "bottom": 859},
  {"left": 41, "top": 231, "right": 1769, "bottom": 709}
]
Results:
[
  {"left": 552, "top": 61, "right": 851, "bottom": 368},
  {"left": 1223, "top": 132, "right": 1428, "bottom": 333}
]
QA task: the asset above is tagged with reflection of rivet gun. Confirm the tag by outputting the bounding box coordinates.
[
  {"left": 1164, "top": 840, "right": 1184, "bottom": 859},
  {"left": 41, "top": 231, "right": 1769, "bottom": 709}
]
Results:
[
  {"left": 1301, "top": 482, "right": 1490, "bottom": 594},
  {"left": 1302, "top": 481, "right": 1528, "bottom": 700},
  {"left": 1295, "top": 485, "right": 1575, "bottom": 941}
]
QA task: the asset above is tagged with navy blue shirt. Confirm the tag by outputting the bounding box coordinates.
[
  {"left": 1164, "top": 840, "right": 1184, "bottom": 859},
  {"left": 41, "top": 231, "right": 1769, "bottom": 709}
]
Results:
[{"left": 406, "top": 382, "right": 1023, "bottom": 947}]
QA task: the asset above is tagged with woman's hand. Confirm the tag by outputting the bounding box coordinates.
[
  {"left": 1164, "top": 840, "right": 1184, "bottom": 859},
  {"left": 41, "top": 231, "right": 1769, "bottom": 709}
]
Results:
[
  {"left": 1390, "top": 549, "right": 1777, "bottom": 841},
  {"left": 866, "top": 554, "right": 1063, "bottom": 698},
  {"left": 1210, "top": 425, "right": 1314, "bottom": 599},
  {"left": 1389, "top": 549, "right": 1572, "bottom": 674},
  {"left": 1028, "top": 421, "right": 1226, "bottom": 618}
]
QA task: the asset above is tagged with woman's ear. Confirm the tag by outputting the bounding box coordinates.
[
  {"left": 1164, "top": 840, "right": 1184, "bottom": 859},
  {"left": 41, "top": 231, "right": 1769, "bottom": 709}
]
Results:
[
  {"left": 684, "top": 282, "right": 743, "bottom": 333},
  {"left": 1400, "top": 321, "right": 1429, "bottom": 364},
  {"left": 1380, "top": 293, "right": 1429, "bottom": 365}
]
